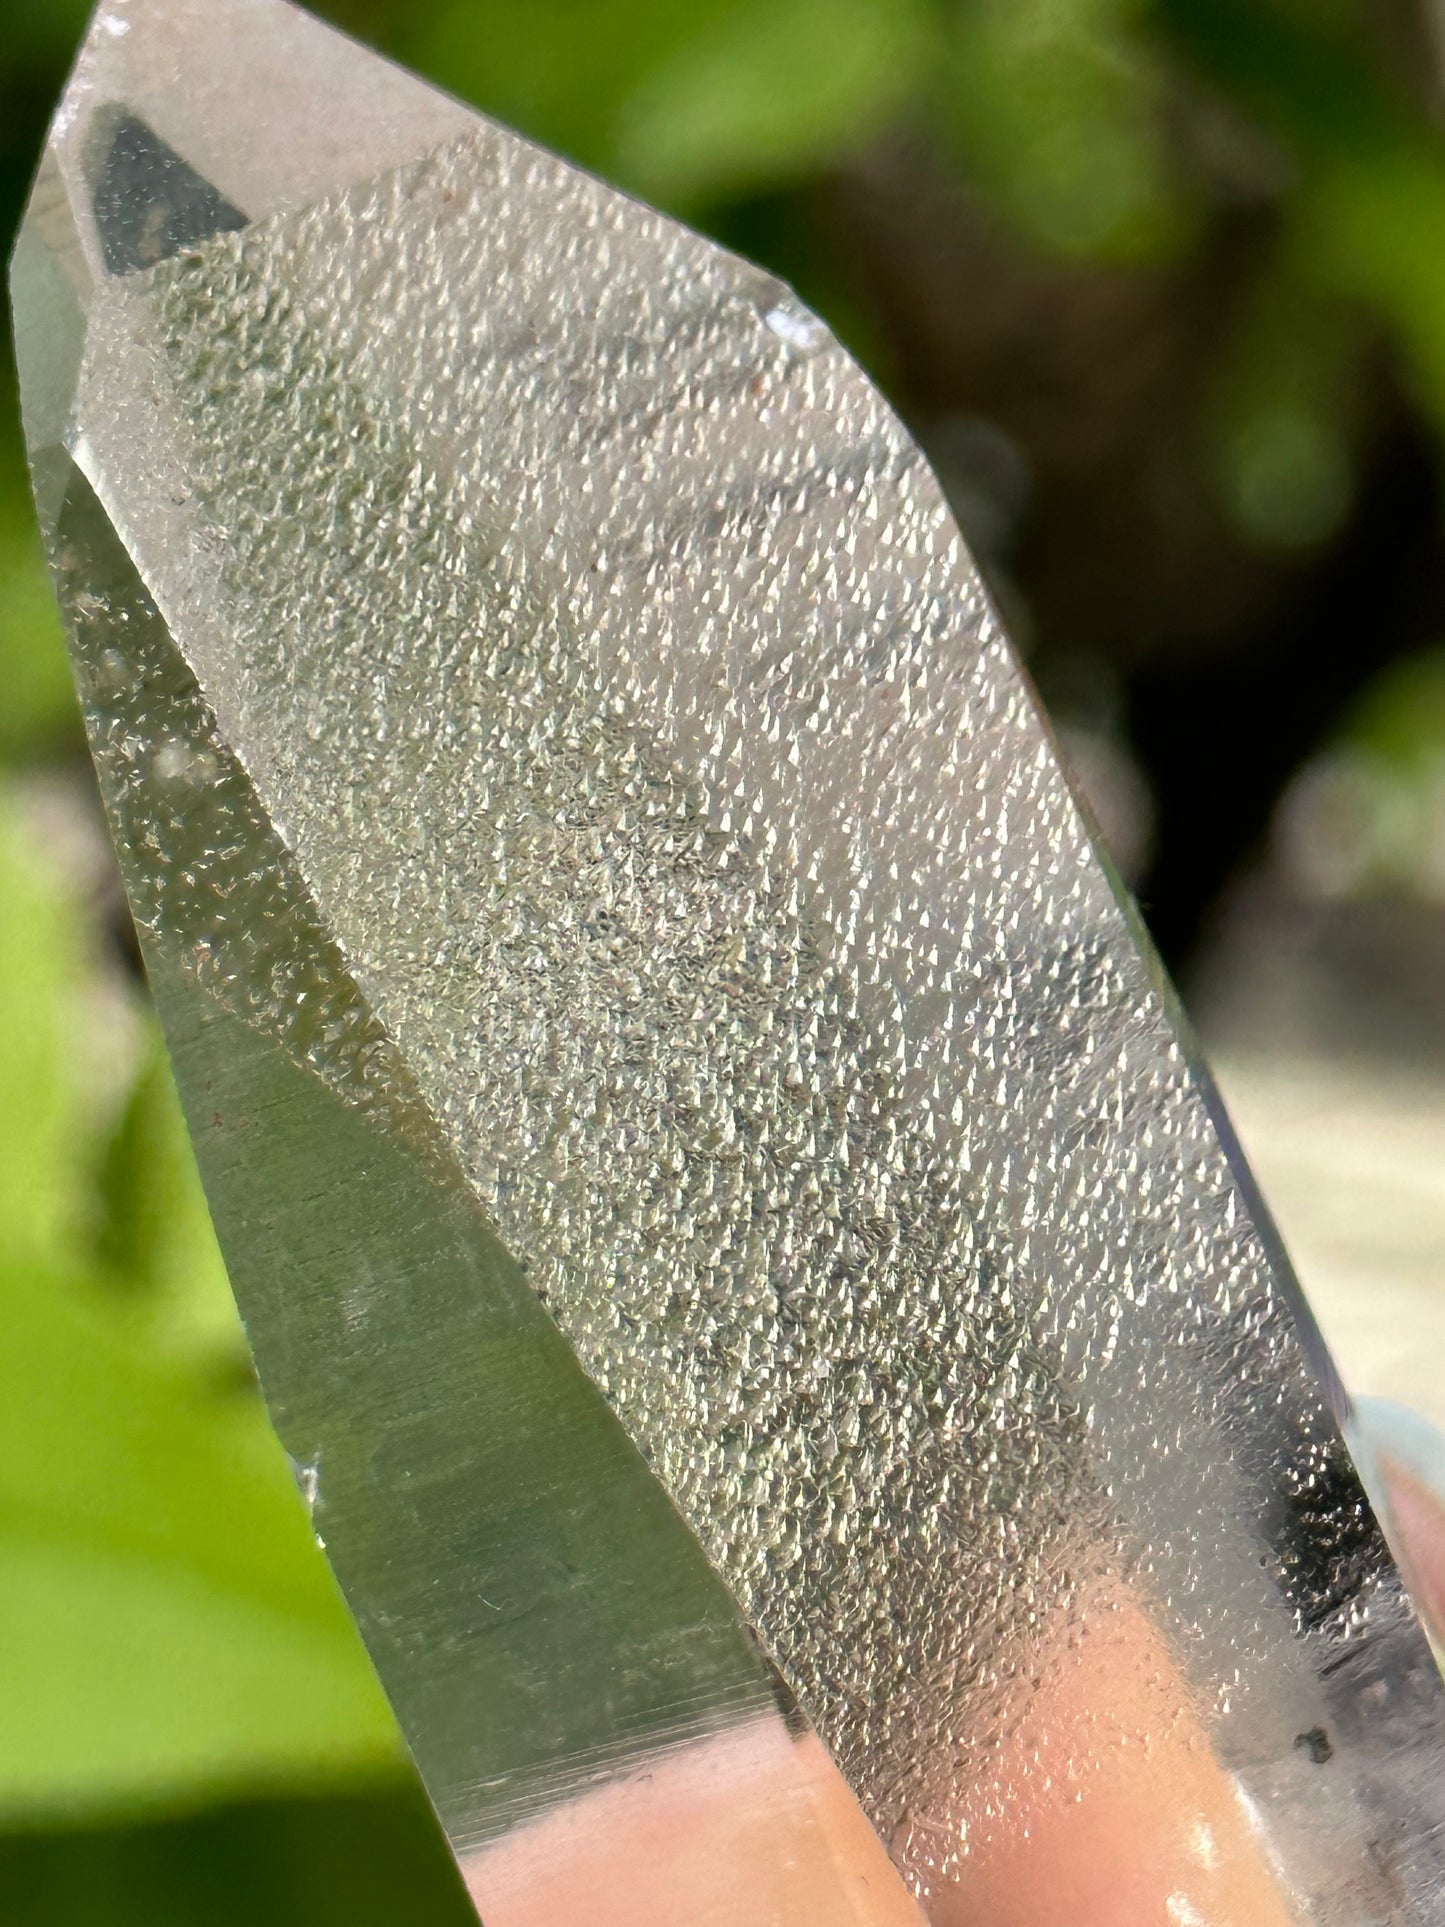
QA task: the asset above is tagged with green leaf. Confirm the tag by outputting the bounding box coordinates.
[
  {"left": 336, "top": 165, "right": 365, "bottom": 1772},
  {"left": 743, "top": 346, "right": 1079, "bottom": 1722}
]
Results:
[
  {"left": 0, "top": 675, "right": 394, "bottom": 1825},
  {"left": 0, "top": 794, "right": 88, "bottom": 1267},
  {"left": 1, "top": 0, "right": 93, "bottom": 66},
  {"left": 1151, "top": 0, "right": 1445, "bottom": 433},
  {"left": 939, "top": 0, "right": 1192, "bottom": 261},
  {"left": 1207, "top": 265, "right": 1362, "bottom": 551},
  {"left": 1344, "top": 651, "right": 1445, "bottom": 774},
  {"left": 0, "top": 1262, "right": 402, "bottom": 1822},
  {"left": 402, "top": 0, "right": 928, "bottom": 209},
  {"left": 93, "top": 1042, "right": 244, "bottom": 1370},
  {"left": 0, "top": 1781, "right": 476, "bottom": 1927},
  {"left": 614, "top": 0, "right": 929, "bottom": 207},
  {"left": 402, "top": 0, "right": 741, "bottom": 177},
  {"left": 1303, "top": 145, "right": 1445, "bottom": 431},
  {"left": 0, "top": 441, "right": 78, "bottom": 766}
]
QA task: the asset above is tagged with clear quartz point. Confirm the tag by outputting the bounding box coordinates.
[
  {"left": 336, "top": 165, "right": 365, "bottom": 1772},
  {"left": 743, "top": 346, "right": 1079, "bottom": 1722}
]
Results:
[{"left": 13, "top": 2, "right": 1445, "bottom": 1921}]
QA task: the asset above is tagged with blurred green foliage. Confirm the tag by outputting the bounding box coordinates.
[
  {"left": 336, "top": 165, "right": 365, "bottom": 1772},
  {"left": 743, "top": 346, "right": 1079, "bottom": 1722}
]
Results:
[
  {"left": 0, "top": 785, "right": 448, "bottom": 1911},
  {"left": 942, "top": 0, "right": 1192, "bottom": 261},
  {"left": 0, "top": 468, "right": 74, "bottom": 763},
  {"left": 4, "top": 1784, "right": 480, "bottom": 1926},
  {"left": 405, "top": 0, "right": 930, "bottom": 208},
  {"left": 6, "top": 0, "right": 1445, "bottom": 1918}
]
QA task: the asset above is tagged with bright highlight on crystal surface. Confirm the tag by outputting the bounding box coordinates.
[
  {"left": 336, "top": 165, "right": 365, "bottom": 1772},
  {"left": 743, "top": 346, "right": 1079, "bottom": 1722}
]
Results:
[{"left": 14, "top": 1, "right": 1445, "bottom": 1920}]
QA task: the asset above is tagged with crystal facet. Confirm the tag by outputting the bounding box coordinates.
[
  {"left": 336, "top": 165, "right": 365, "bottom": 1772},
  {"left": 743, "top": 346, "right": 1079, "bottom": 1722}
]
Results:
[{"left": 14, "top": 2, "right": 1445, "bottom": 1921}]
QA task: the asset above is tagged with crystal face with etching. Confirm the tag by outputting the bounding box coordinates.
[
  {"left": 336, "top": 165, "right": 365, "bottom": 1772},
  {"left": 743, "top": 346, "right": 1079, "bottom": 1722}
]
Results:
[{"left": 13, "top": 2, "right": 1445, "bottom": 1921}]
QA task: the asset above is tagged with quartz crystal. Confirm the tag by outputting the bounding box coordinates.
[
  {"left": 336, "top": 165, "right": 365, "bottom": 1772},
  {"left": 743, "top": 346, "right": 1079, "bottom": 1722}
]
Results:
[{"left": 14, "top": 2, "right": 1445, "bottom": 1921}]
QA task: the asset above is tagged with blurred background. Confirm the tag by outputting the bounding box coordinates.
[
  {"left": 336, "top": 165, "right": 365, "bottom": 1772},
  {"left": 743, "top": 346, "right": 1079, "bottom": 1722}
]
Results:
[{"left": 5, "top": 0, "right": 1445, "bottom": 1918}]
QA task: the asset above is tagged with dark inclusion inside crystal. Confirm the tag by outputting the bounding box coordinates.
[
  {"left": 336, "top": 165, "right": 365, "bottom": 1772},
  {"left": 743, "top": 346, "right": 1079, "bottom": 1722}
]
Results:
[{"left": 91, "top": 112, "right": 247, "bottom": 275}]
